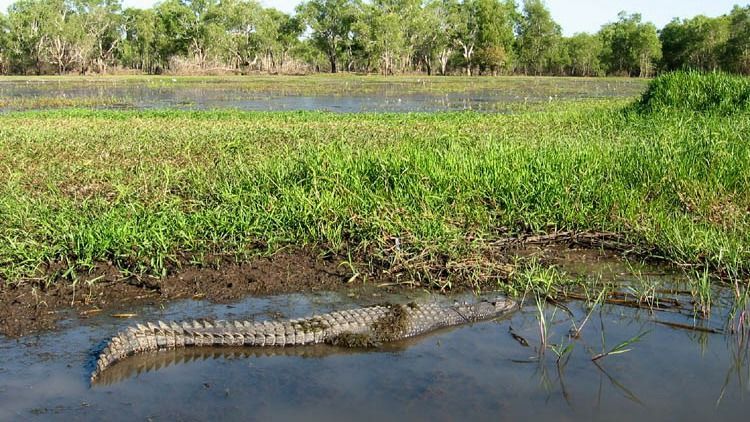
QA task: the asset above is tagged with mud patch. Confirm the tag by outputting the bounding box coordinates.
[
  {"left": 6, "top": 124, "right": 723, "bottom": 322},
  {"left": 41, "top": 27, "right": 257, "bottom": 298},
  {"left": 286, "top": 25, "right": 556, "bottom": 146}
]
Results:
[
  {"left": 159, "top": 249, "right": 359, "bottom": 300},
  {"left": 0, "top": 234, "right": 656, "bottom": 338},
  {"left": 0, "top": 248, "right": 369, "bottom": 338}
]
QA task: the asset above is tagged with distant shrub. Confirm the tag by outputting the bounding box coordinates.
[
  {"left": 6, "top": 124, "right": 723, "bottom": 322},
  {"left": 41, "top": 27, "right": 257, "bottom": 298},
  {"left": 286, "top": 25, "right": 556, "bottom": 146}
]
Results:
[{"left": 636, "top": 71, "right": 750, "bottom": 114}]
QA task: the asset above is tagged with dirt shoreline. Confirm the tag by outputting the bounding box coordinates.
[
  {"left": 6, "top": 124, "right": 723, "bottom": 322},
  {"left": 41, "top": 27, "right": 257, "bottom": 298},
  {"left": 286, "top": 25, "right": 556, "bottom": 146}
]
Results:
[
  {"left": 0, "top": 233, "right": 647, "bottom": 338},
  {"left": 0, "top": 248, "right": 390, "bottom": 338}
]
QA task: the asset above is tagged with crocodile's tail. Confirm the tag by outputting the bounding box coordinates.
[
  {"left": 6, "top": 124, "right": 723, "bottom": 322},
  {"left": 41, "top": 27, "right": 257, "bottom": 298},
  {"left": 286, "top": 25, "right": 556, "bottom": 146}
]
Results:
[{"left": 91, "top": 320, "right": 288, "bottom": 381}]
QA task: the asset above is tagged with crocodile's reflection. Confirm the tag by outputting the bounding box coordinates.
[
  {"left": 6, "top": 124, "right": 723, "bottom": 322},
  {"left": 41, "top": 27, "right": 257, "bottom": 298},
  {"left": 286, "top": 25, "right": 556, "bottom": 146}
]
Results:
[{"left": 92, "top": 342, "right": 410, "bottom": 386}]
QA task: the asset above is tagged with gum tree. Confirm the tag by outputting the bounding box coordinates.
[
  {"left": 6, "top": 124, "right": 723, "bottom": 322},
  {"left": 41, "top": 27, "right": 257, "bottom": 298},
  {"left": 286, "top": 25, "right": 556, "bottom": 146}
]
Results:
[
  {"left": 120, "top": 7, "right": 159, "bottom": 72},
  {"left": 564, "top": 33, "right": 602, "bottom": 76},
  {"left": 516, "top": 0, "right": 561, "bottom": 75},
  {"left": 599, "top": 12, "right": 661, "bottom": 77},
  {"left": 660, "top": 15, "right": 730, "bottom": 72},
  {"left": 474, "top": 0, "right": 517, "bottom": 75},
  {"left": 724, "top": 6, "right": 750, "bottom": 74},
  {"left": 297, "top": 0, "right": 358, "bottom": 73}
]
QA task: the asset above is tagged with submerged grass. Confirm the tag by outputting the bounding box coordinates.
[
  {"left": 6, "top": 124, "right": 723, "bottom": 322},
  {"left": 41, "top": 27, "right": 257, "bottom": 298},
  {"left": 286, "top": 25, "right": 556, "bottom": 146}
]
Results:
[{"left": 0, "top": 96, "right": 749, "bottom": 285}]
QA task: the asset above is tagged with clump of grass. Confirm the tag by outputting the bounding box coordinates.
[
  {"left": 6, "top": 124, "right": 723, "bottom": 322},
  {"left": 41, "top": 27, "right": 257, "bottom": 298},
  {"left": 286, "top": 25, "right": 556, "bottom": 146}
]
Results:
[
  {"left": 507, "top": 259, "right": 574, "bottom": 300},
  {"left": 636, "top": 71, "right": 750, "bottom": 115},
  {"left": 691, "top": 267, "right": 713, "bottom": 318}
]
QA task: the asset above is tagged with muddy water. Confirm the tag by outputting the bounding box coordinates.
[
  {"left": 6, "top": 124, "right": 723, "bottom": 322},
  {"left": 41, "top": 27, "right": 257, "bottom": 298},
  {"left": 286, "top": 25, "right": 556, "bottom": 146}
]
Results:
[
  {"left": 0, "top": 78, "right": 645, "bottom": 112},
  {"left": 1, "top": 256, "right": 749, "bottom": 421}
]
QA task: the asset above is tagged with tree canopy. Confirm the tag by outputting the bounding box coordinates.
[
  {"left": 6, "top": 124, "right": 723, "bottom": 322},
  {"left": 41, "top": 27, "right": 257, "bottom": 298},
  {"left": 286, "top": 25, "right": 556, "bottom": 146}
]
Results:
[{"left": 0, "top": 0, "right": 746, "bottom": 76}]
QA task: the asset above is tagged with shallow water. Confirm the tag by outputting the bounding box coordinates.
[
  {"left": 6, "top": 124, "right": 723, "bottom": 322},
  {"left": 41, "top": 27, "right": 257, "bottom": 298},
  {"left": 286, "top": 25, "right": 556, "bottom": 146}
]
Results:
[
  {"left": 1, "top": 254, "right": 749, "bottom": 421},
  {"left": 0, "top": 78, "right": 645, "bottom": 112}
]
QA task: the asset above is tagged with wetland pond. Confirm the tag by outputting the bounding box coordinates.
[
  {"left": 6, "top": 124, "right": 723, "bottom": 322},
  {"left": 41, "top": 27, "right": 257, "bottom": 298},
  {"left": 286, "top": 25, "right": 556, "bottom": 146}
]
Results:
[
  {"left": 1, "top": 250, "right": 749, "bottom": 421},
  {"left": 0, "top": 77, "right": 646, "bottom": 112},
  {"left": 0, "top": 76, "right": 746, "bottom": 420}
]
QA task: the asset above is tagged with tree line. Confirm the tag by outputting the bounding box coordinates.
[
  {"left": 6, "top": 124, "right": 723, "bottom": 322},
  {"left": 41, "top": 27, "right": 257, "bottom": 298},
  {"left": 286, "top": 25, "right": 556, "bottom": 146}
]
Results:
[{"left": 0, "top": 0, "right": 748, "bottom": 76}]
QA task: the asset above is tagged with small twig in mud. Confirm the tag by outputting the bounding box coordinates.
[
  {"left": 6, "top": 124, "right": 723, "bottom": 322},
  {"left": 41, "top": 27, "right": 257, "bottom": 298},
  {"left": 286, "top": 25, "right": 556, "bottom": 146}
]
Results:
[
  {"left": 546, "top": 297, "right": 574, "bottom": 318},
  {"left": 508, "top": 326, "right": 530, "bottom": 347},
  {"left": 111, "top": 313, "right": 138, "bottom": 318},
  {"left": 653, "top": 320, "right": 723, "bottom": 334},
  {"left": 377, "top": 279, "right": 421, "bottom": 288},
  {"left": 346, "top": 273, "right": 360, "bottom": 284},
  {"left": 339, "top": 252, "right": 361, "bottom": 284}
]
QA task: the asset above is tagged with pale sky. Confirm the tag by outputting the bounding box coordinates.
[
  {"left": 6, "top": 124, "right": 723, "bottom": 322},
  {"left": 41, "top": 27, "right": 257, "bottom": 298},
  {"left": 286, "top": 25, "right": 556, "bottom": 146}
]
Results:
[{"left": 0, "top": 0, "right": 745, "bottom": 36}]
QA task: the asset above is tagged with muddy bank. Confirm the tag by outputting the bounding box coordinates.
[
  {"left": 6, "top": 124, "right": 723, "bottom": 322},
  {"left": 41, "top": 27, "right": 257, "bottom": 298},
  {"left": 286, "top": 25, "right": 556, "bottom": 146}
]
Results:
[
  {"left": 0, "top": 232, "right": 648, "bottom": 338},
  {"left": 0, "top": 248, "right": 377, "bottom": 337}
]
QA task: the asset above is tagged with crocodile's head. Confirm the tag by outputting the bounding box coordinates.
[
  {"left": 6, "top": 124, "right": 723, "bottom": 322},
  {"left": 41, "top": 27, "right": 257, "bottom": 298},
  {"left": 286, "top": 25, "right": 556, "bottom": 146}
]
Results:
[{"left": 460, "top": 297, "right": 517, "bottom": 321}]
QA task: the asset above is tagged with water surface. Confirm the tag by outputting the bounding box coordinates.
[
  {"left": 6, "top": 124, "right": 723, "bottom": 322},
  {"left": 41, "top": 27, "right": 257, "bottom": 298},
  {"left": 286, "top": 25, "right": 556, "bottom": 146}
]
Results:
[
  {"left": 0, "top": 77, "right": 646, "bottom": 112},
  {"left": 1, "top": 254, "right": 749, "bottom": 421}
]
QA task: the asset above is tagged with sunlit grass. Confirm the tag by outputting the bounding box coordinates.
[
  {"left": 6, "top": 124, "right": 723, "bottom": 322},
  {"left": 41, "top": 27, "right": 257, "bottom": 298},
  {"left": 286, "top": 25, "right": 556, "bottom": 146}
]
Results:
[
  {"left": 636, "top": 71, "right": 750, "bottom": 115},
  {"left": 0, "top": 97, "right": 748, "bottom": 285}
]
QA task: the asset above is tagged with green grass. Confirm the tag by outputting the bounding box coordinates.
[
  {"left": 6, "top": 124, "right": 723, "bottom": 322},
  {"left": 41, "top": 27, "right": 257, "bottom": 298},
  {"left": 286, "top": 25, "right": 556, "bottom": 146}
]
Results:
[
  {"left": 636, "top": 71, "right": 750, "bottom": 115},
  {"left": 0, "top": 97, "right": 749, "bottom": 285}
]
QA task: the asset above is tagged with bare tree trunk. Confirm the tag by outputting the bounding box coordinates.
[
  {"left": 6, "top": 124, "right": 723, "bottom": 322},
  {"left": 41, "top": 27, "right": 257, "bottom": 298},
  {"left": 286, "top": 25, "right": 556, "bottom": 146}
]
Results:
[
  {"left": 461, "top": 43, "right": 474, "bottom": 76},
  {"left": 329, "top": 55, "right": 337, "bottom": 73},
  {"left": 439, "top": 48, "right": 452, "bottom": 76},
  {"left": 424, "top": 55, "right": 432, "bottom": 76}
]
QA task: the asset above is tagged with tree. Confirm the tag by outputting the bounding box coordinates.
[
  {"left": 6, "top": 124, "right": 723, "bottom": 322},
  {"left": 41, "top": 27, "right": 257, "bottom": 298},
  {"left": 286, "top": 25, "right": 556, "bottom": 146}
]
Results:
[
  {"left": 297, "top": 0, "right": 358, "bottom": 73},
  {"left": 45, "top": 0, "right": 84, "bottom": 74},
  {"left": 1, "top": 0, "right": 748, "bottom": 76},
  {"left": 516, "top": 0, "right": 561, "bottom": 75},
  {"left": 599, "top": 12, "right": 661, "bottom": 77},
  {"left": 355, "top": 1, "right": 407, "bottom": 74},
  {"left": 451, "top": 0, "right": 479, "bottom": 75},
  {"left": 254, "top": 8, "right": 303, "bottom": 73},
  {"left": 120, "top": 7, "right": 159, "bottom": 73},
  {"left": 212, "top": 0, "right": 263, "bottom": 71},
  {"left": 724, "top": 6, "right": 750, "bottom": 74},
  {"left": 427, "top": 0, "right": 460, "bottom": 75},
  {"left": 0, "top": 13, "right": 9, "bottom": 74},
  {"left": 153, "top": 0, "right": 227, "bottom": 69},
  {"left": 564, "top": 33, "right": 602, "bottom": 76},
  {"left": 473, "top": 0, "right": 517, "bottom": 75},
  {"left": 6, "top": 0, "right": 60, "bottom": 74},
  {"left": 660, "top": 15, "right": 729, "bottom": 72},
  {"left": 67, "top": 0, "right": 123, "bottom": 73}
]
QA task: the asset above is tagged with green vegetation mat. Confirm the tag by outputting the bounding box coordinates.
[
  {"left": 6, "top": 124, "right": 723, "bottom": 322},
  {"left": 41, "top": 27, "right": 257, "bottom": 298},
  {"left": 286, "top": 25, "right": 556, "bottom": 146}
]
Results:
[{"left": 1, "top": 93, "right": 748, "bottom": 285}]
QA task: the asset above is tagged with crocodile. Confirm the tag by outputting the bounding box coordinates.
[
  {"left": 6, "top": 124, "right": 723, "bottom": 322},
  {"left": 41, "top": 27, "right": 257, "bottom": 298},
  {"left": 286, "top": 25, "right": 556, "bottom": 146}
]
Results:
[{"left": 91, "top": 297, "right": 517, "bottom": 381}]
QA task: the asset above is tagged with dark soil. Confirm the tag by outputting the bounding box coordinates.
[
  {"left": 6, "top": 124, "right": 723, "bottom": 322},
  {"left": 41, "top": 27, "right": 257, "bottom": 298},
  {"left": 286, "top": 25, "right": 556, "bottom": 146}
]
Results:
[
  {"left": 0, "top": 232, "right": 644, "bottom": 338},
  {"left": 0, "top": 248, "right": 378, "bottom": 338}
]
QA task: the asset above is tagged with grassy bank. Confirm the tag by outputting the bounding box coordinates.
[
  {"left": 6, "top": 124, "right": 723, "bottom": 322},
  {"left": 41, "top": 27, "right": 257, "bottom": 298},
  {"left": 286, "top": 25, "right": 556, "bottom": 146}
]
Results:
[
  {"left": 0, "top": 104, "right": 750, "bottom": 282},
  {"left": 0, "top": 94, "right": 748, "bottom": 286}
]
